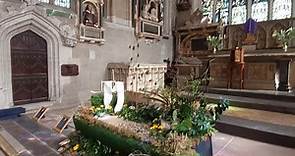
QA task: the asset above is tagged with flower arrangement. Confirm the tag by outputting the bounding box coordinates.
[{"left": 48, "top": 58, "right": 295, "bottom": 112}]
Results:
[
  {"left": 71, "top": 80, "right": 229, "bottom": 155},
  {"left": 118, "top": 80, "right": 229, "bottom": 155},
  {"left": 272, "top": 27, "right": 295, "bottom": 52},
  {"left": 207, "top": 35, "right": 222, "bottom": 53}
]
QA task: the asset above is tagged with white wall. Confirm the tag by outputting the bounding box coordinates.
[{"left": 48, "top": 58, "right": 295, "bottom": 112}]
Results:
[{"left": 60, "top": 22, "right": 173, "bottom": 106}]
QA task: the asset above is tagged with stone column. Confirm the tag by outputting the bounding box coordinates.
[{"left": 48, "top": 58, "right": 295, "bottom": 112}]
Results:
[
  {"left": 191, "top": 0, "right": 201, "bottom": 12},
  {"left": 163, "top": 0, "right": 171, "bottom": 37},
  {"left": 269, "top": 0, "right": 274, "bottom": 20},
  {"left": 247, "top": 0, "right": 252, "bottom": 19},
  {"left": 228, "top": 0, "right": 233, "bottom": 24}
]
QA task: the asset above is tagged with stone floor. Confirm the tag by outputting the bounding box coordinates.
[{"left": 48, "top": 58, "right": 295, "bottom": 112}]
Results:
[
  {"left": 212, "top": 132, "right": 295, "bottom": 156},
  {"left": 0, "top": 106, "right": 295, "bottom": 156}
]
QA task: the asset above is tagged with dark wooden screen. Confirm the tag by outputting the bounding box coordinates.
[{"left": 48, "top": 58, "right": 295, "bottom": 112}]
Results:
[{"left": 10, "top": 30, "right": 49, "bottom": 105}]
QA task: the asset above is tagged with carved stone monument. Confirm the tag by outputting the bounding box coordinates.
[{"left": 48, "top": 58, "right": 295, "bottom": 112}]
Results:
[{"left": 79, "top": 0, "right": 104, "bottom": 44}]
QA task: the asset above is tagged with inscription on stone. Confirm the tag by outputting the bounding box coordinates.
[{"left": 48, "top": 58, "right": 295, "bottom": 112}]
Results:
[{"left": 61, "top": 64, "right": 79, "bottom": 76}]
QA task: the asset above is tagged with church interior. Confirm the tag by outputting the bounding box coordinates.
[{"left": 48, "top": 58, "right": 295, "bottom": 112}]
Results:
[{"left": 0, "top": 0, "right": 294, "bottom": 155}]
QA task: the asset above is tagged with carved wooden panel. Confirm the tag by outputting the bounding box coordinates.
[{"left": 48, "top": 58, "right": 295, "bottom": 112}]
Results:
[
  {"left": 210, "top": 63, "right": 228, "bottom": 80},
  {"left": 245, "top": 63, "right": 276, "bottom": 81},
  {"left": 11, "top": 30, "right": 48, "bottom": 105},
  {"left": 225, "top": 18, "right": 293, "bottom": 49}
]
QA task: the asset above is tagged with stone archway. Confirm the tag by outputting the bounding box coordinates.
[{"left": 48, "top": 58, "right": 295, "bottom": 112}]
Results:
[
  {"left": 0, "top": 10, "right": 61, "bottom": 108},
  {"left": 11, "top": 30, "right": 49, "bottom": 105}
]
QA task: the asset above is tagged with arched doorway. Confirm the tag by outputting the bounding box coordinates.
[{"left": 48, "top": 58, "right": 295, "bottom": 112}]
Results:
[{"left": 10, "top": 30, "right": 49, "bottom": 105}]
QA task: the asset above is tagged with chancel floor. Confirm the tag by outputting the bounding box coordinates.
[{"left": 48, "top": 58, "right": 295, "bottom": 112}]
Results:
[
  {"left": 0, "top": 107, "right": 294, "bottom": 156},
  {"left": 213, "top": 132, "right": 295, "bottom": 156}
]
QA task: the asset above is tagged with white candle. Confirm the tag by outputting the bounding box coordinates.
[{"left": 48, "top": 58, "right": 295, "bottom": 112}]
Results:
[{"left": 112, "top": 69, "right": 115, "bottom": 81}]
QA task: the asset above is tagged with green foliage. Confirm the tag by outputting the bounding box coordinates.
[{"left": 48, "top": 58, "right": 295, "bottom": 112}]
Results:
[
  {"left": 272, "top": 27, "right": 295, "bottom": 46},
  {"left": 90, "top": 93, "right": 114, "bottom": 117},
  {"left": 119, "top": 105, "right": 140, "bottom": 122},
  {"left": 120, "top": 79, "right": 229, "bottom": 141},
  {"left": 90, "top": 93, "right": 104, "bottom": 108},
  {"left": 207, "top": 35, "right": 222, "bottom": 50},
  {"left": 67, "top": 132, "right": 112, "bottom": 156}
]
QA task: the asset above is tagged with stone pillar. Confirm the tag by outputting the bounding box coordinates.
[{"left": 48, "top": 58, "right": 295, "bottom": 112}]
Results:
[
  {"left": 163, "top": 0, "right": 171, "bottom": 37},
  {"left": 247, "top": 0, "right": 252, "bottom": 19},
  {"left": 228, "top": 0, "right": 233, "bottom": 24},
  {"left": 278, "top": 59, "right": 292, "bottom": 91},
  {"left": 191, "top": 0, "right": 202, "bottom": 12},
  {"left": 269, "top": 0, "right": 274, "bottom": 20}
]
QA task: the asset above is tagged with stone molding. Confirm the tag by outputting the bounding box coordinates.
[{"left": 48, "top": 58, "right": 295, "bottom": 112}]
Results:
[{"left": 0, "top": 9, "right": 62, "bottom": 108}]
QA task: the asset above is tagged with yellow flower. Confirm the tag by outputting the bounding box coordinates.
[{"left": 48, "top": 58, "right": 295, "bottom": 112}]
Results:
[
  {"left": 73, "top": 144, "right": 79, "bottom": 151},
  {"left": 95, "top": 107, "right": 101, "bottom": 111},
  {"left": 158, "top": 125, "right": 163, "bottom": 130},
  {"left": 90, "top": 106, "right": 95, "bottom": 112},
  {"left": 150, "top": 124, "right": 158, "bottom": 130},
  {"left": 106, "top": 105, "right": 113, "bottom": 110}
]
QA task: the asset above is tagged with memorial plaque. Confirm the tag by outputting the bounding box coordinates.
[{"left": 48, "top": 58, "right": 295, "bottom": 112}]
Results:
[
  {"left": 61, "top": 64, "right": 79, "bottom": 76},
  {"left": 53, "top": 115, "right": 72, "bottom": 133},
  {"left": 33, "top": 107, "right": 49, "bottom": 121}
]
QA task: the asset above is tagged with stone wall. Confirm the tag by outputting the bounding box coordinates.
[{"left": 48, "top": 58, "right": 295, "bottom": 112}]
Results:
[{"left": 0, "top": 0, "right": 174, "bottom": 109}]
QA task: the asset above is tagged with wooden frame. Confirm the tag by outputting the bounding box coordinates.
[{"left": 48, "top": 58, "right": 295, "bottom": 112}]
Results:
[
  {"left": 53, "top": 115, "right": 72, "bottom": 133},
  {"left": 32, "top": 107, "right": 49, "bottom": 121}
]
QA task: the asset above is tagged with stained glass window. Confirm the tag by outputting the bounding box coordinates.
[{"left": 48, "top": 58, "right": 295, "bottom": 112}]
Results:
[
  {"left": 214, "top": 0, "right": 229, "bottom": 24},
  {"left": 272, "top": 0, "right": 292, "bottom": 20},
  {"left": 39, "top": 0, "right": 49, "bottom": 3},
  {"left": 232, "top": 0, "right": 247, "bottom": 24},
  {"left": 54, "top": 0, "right": 71, "bottom": 8},
  {"left": 252, "top": 0, "right": 268, "bottom": 21},
  {"left": 202, "top": 0, "right": 214, "bottom": 23}
]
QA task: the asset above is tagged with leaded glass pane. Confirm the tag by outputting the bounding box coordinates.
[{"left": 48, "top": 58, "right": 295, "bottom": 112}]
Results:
[
  {"left": 39, "top": 0, "right": 49, "bottom": 3},
  {"left": 232, "top": 0, "right": 247, "bottom": 24},
  {"left": 54, "top": 0, "right": 71, "bottom": 8},
  {"left": 202, "top": 0, "right": 214, "bottom": 23},
  {"left": 252, "top": 0, "right": 268, "bottom": 22},
  {"left": 272, "top": 0, "right": 292, "bottom": 20},
  {"left": 215, "top": 0, "right": 229, "bottom": 24}
]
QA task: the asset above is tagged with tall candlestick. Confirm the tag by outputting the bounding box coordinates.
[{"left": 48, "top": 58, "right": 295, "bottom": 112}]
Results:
[{"left": 112, "top": 69, "right": 115, "bottom": 81}]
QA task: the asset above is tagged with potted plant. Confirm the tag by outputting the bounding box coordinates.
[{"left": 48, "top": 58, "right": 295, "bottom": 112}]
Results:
[
  {"left": 207, "top": 35, "right": 222, "bottom": 54},
  {"left": 272, "top": 27, "right": 295, "bottom": 52}
]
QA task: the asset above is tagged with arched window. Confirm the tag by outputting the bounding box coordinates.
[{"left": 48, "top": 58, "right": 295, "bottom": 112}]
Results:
[
  {"left": 272, "top": 0, "right": 292, "bottom": 20},
  {"left": 252, "top": 0, "right": 268, "bottom": 22},
  {"left": 215, "top": 0, "right": 230, "bottom": 24},
  {"left": 232, "top": 0, "right": 247, "bottom": 24},
  {"left": 54, "top": 0, "right": 71, "bottom": 8},
  {"left": 202, "top": 0, "right": 214, "bottom": 23}
]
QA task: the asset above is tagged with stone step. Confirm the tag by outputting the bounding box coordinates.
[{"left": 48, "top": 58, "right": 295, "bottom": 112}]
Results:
[
  {"left": 0, "top": 116, "right": 65, "bottom": 156},
  {"left": 206, "top": 88, "right": 295, "bottom": 103},
  {"left": 216, "top": 107, "right": 295, "bottom": 148},
  {"left": 205, "top": 93, "right": 295, "bottom": 114}
]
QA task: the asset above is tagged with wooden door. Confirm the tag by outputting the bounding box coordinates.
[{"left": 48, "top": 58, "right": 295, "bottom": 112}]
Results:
[{"left": 10, "top": 30, "right": 49, "bottom": 105}]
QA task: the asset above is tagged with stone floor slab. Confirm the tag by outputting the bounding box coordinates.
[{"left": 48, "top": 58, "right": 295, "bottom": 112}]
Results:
[{"left": 213, "top": 132, "right": 295, "bottom": 156}]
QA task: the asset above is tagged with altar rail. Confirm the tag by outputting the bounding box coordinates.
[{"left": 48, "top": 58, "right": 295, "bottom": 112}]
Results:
[{"left": 107, "top": 63, "right": 167, "bottom": 92}]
